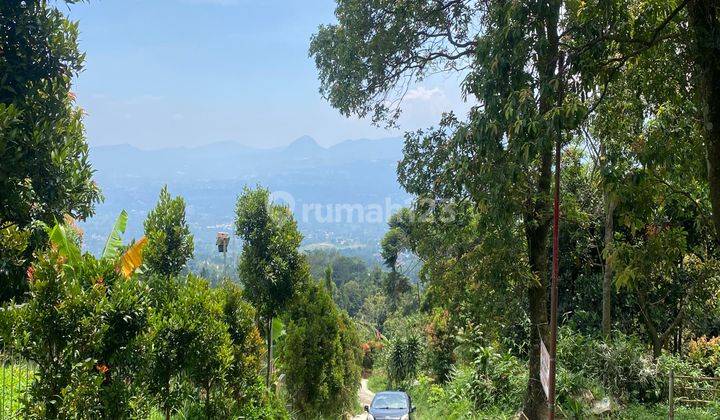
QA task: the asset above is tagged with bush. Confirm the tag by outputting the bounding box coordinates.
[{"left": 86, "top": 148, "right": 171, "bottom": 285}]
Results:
[
  {"left": 0, "top": 225, "right": 32, "bottom": 303},
  {"left": 144, "top": 275, "right": 233, "bottom": 419},
  {"left": 465, "top": 345, "right": 526, "bottom": 411},
  {"left": 386, "top": 335, "right": 422, "bottom": 389},
  {"left": 687, "top": 336, "right": 720, "bottom": 376},
  {"left": 556, "top": 327, "right": 708, "bottom": 405},
  {"left": 424, "top": 308, "right": 456, "bottom": 383},
  {"left": 219, "top": 280, "right": 265, "bottom": 402},
  {"left": 280, "top": 282, "right": 362, "bottom": 418},
  {"left": 13, "top": 248, "right": 151, "bottom": 418},
  {"left": 361, "top": 339, "right": 384, "bottom": 372},
  {"left": 143, "top": 186, "right": 194, "bottom": 278}
]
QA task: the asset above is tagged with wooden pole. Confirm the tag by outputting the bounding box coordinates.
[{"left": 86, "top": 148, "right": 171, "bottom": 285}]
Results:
[
  {"left": 668, "top": 370, "right": 675, "bottom": 420},
  {"left": 266, "top": 316, "right": 273, "bottom": 388}
]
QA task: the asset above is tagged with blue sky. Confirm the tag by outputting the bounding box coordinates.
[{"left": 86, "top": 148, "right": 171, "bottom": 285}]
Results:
[{"left": 64, "top": 0, "right": 469, "bottom": 149}]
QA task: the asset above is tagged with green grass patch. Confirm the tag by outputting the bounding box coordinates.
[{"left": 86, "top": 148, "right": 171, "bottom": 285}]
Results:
[
  {"left": 616, "top": 403, "right": 720, "bottom": 420},
  {"left": 0, "top": 361, "right": 34, "bottom": 418},
  {"left": 367, "top": 369, "right": 389, "bottom": 393}
]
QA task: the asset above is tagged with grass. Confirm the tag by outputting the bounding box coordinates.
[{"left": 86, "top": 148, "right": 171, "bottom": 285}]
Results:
[
  {"left": 366, "top": 368, "right": 720, "bottom": 420},
  {"left": 616, "top": 403, "right": 720, "bottom": 420},
  {"left": 367, "top": 369, "right": 388, "bottom": 392},
  {"left": 0, "top": 361, "right": 34, "bottom": 418}
]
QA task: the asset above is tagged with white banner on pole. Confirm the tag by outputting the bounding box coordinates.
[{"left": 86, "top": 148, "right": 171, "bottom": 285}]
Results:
[{"left": 540, "top": 338, "right": 550, "bottom": 399}]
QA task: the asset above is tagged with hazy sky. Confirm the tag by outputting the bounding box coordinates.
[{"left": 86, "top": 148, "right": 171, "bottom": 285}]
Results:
[{"left": 63, "top": 0, "right": 470, "bottom": 150}]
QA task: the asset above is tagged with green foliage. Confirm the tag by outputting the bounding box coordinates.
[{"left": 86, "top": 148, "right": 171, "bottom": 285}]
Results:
[
  {"left": 144, "top": 275, "right": 233, "bottom": 418},
  {"left": 0, "top": 0, "right": 101, "bottom": 227},
  {"left": 424, "top": 309, "right": 456, "bottom": 383},
  {"left": 13, "top": 245, "right": 151, "bottom": 418},
  {"left": 688, "top": 336, "right": 720, "bottom": 377},
  {"left": 0, "top": 1, "right": 101, "bottom": 302},
  {"left": 279, "top": 282, "right": 361, "bottom": 418},
  {"left": 143, "top": 186, "right": 194, "bottom": 277},
  {"left": 464, "top": 345, "right": 526, "bottom": 411},
  {"left": 102, "top": 210, "right": 128, "bottom": 260},
  {"left": 218, "top": 280, "right": 265, "bottom": 402},
  {"left": 0, "top": 361, "right": 35, "bottom": 419},
  {"left": 235, "top": 186, "right": 307, "bottom": 319},
  {"left": 0, "top": 225, "right": 31, "bottom": 302},
  {"left": 386, "top": 335, "right": 422, "bottom": 389}
]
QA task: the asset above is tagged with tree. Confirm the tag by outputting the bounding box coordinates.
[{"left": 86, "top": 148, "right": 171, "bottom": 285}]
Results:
[
  {"left": 218, "top": 280, "right": 265, "bottom": 404},
  {"left": 144, "top": 276, "right": 233, "bottom": 420},
  {"left": 310, "top": 1, "right": 571, "bottom": 414},
  {"left": 234, "top": 186, "right": 308, "bottom": 387},
  {"left": 13, "top": 219, "right": 150, "bottom": 419},
  {"left": 311, "top": 1, "right": 699, "bottom": 415},
  {"left": 143, "top": 186, "right": 194, "bottom": 277},
  {"left": 687, "top": 1, "right": 720, "bottom": 240},
  {"left": 0, "top": 0, "right": 101, "bottom": 301},
  {"left": 323, "top": 264, "right": 334, "bottom": 293},
  {"left": 280, "top": 282, "right": 361, "bottom": 418}
]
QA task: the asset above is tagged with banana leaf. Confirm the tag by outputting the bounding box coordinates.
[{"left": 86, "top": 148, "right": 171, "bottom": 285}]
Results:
[
  {"left": 101, "top": 210, "right": 128, "bottom": 260},
  {"left": 120, "top": 236, "right": 147, "bottom": 278}
]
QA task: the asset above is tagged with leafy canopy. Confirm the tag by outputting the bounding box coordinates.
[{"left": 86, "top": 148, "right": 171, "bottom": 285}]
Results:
[{"left": 143, "top": 186, "right": 194, "bottom": 277}]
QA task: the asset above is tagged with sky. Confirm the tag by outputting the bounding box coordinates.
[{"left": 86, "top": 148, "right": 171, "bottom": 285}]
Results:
[{"left": 62, "top": 0, "right": 471, "bottom": 150}]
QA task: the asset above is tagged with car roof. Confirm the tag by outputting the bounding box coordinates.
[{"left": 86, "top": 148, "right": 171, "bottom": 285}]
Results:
[{"left": 374, "top": 391, "right": 408, "bottom": 397}]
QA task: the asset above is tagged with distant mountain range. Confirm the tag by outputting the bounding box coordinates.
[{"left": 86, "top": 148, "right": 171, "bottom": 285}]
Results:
[
  {"left": 90, "top": 135, "right": 405, "bottom": 181},
  {"left": 81, "top": 136, "right": 410, "bottom": 262}
]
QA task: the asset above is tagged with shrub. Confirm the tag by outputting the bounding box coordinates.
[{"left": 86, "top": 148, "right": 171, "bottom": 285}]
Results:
[
  {"left": 144, "top": 275, "right": 232, "bottom": 419},
  {"left": 361, "top": 339, "right": 384, "bottom": 372},
  {"left": 280, "top": 283, "right": 361, "bottom": 418},
  {"left": 13, "top": 248, "right": 151, "bottom": 418},
  {"left": 386, "top": 335, "right": 422, "bottom": 389},
  {"left": 0, "top": 225, "right": 32, "bottom": 303},
  {"left": 218, "top": 280, "right": 265, "bottom": 402},
  {"left": 556, "top": 327, "right": 708, "bottom": 405},
  {"left": 424, "top": 308, "right": 456, "bottom": 383},
  {"left": 465, "top": 344, "right": 526, "bottom": 411},
  {"left": 687, "top": 336, "right": 720, "bottom": 376},
  {"left": 143, "top": 186, "right": 194, "bottom": 278}
]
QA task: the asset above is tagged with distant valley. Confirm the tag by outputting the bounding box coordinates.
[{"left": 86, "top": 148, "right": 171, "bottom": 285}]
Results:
[{"left": 81, "top": 136, "right": 410, "bottom": 265}]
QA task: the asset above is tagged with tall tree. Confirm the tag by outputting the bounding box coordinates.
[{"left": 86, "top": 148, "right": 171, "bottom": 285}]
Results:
[
  {"left": 311, "top": 1, "right": 697, "bottom": 415},
  {"left": 311, "top": 1, "right": 570, "bottom": 416},
  {"left": 0, "top": 0, "right": 101, "bottom": 300},
  {"left": 143, "top": 186, "right": 194, "bottom": 278},
  {"left": 687, "top": 1, "right": 720, "bottom": 240},
  {"left": 280, "top": 282, "right": 362, "bottom": 418},
  {"left": 234, "top": 186, "right": 308, "bottom": 387}
]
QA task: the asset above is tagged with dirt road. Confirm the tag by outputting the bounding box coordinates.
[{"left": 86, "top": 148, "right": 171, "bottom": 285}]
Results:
[{"left": 350, "top": 378, "right": 374, "bottom": 420}]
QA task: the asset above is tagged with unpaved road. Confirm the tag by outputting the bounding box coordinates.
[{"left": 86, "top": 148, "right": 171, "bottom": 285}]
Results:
[{"left": 350, "top": 378, "right": 374, "bottom": 420}]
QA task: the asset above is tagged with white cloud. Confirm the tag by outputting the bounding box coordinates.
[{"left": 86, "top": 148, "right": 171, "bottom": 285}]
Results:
[{"left": 405, "top": 86, "right": 444, "bottom": 101}]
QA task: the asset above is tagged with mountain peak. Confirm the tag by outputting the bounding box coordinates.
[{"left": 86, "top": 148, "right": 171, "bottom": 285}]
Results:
[
  {"left": 287, "top": 135, "right": 320, "bottom": 148},
  {"left": 284, "top": 135, "right": 324, "bottom": 156}
]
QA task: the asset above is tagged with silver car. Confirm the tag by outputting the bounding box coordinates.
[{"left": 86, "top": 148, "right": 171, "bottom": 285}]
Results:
[{"left": 364, "top": 391, "right": 415, "bottom": 420}]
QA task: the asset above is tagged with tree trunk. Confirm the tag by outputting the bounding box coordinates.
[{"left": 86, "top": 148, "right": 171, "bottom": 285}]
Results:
[
  {"left": 602, "top": 182, "right": 616, "bottom": 338},
  {"left": 637, "top": 289, "right": 687, "bottom": 359},
  {"left": 521, "top": 1, "right": 561, "bottom": 418},
  {"left": 689, "top": 1, "right": 720, "bottom": 240},
  {"left": 266, "top": 316, "right": 273, "bottom": 388},
  {"left": 205, "top": 382, "right": 211, "bottom": 417}
]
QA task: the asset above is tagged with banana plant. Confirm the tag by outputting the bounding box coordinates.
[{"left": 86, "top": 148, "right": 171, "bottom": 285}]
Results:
[
  {"left": 48, "top": 211, "right": 147, "bottom": 278},
  {"left": 101, "top": 209, "right": 128, "bottom": 260}
]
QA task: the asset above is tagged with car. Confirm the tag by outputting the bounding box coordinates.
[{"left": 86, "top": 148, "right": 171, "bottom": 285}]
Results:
[{"left": 364, "top": 390, "right": 416, "bottom": 420}]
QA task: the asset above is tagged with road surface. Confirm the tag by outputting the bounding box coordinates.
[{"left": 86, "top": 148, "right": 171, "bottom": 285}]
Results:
[{"left": 351, "top": 378, "right": 374, "bottom": 420}]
